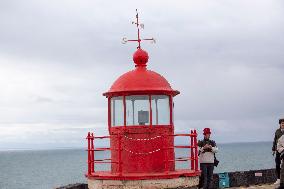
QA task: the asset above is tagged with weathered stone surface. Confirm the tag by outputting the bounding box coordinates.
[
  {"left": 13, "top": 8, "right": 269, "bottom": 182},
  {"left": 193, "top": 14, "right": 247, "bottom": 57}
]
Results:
[{"left": 88, "top": 176, "right": 199, "bottom": 189}]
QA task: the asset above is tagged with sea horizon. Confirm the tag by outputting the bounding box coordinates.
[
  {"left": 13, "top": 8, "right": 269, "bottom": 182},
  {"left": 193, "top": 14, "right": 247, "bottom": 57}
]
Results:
[{"left": 0, "top": 140, "right": 273, "bottom": 152}]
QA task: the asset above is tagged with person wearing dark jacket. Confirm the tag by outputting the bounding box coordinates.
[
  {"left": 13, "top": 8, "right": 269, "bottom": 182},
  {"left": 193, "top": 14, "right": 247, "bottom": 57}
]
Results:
[
  {"left": 198, "top": 128, "right": 218, "bottom": 189},
  {"left": 273, "top": 118, "right": 284, "bottom": 186}
]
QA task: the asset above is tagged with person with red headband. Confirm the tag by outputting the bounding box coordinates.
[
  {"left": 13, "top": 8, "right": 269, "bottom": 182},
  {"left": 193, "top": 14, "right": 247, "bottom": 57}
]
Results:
[{"left": 198, "top": 128, "right": 218, "bottom": 189}]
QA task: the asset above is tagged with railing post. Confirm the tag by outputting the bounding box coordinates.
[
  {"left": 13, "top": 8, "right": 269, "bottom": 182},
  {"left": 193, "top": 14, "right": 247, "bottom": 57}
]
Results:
[
  {"left": 87, "top": 132, "right": 91, "bottom": 176},
  {"left": 194, "top": 129, "right": 198, "bottom": 171},
  {"left": 91, "top": 133, "right": 95, "bottom": 173},
  {"left": 118, "top": 133, "right": 122, "bottom": 176},
  {"left": 190, "top": 130, "right": 194, "bottom": 170},
  {"left": 164, "top": 135, "right": 169, "bottom": 173}
]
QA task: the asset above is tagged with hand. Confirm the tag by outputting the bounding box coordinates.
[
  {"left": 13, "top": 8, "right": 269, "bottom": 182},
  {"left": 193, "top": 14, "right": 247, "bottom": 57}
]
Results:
[
  {"left": 204, "top": 144, "right": 212, "bottom": 149},
  {"left": 272, "top": 151, "right": 276, "bottom": 156},
  {"left": 203, "top": 144, "right": 209, "bottom": 149}
]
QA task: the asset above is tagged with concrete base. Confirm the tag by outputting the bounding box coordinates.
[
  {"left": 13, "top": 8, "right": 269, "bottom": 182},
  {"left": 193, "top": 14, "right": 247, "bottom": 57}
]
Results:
[{"left": 88, "top": 176, "right": 199, "bottom": 189}]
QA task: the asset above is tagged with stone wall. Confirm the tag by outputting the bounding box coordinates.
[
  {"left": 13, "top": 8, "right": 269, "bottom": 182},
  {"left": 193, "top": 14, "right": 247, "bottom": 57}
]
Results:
[
  {"left": 211, "top": 168, "right": 277, "bottom": 188},
  {"left": 55, "top": 168, "right": 277, "bottom": 189}
]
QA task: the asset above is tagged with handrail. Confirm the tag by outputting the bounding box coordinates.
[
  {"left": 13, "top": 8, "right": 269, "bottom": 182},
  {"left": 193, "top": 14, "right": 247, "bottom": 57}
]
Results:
[
  {"left": 172, "top": 133, "right": 197, "bottom": 137},
  {"left": 94, "top": 136, "right": 110, "bottom": 139},
  {"left": 174, "top": 145, "right": 195, "bottom": 148},
  {"left": 94, "top": 158, "right": 112, "bottom": 161},
  {"left": 94, "top": 147, "right": 111, "bottom": 151},
  {"left": 93, "top": 161, "right": 119, "bottom": 164},
  {"left": 171, "top": 129, "right": 199, "bottom": 171},
  {"left": 86, "top": 129, "right": 199, "bottom": 176}
]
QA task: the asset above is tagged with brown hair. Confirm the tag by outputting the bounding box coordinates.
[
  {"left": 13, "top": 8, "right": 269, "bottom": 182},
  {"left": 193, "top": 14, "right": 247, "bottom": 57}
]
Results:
[{"left": 279, "top": 119, "right": 284, "bottom": 124}]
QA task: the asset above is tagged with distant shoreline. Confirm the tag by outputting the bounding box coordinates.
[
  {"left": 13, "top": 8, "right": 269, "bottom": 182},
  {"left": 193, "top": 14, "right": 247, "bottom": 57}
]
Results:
[
  {"left": 0, "top": 147, "right": 85, "bottom": 152},
  {"left": 218, "top": 140, "right": 272, "bottom": 145}
]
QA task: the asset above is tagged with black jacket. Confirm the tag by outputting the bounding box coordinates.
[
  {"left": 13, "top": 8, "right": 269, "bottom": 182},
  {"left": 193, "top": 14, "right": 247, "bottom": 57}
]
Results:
[{"left": 272, "top": 128, "right": 284, "bottom": 151}]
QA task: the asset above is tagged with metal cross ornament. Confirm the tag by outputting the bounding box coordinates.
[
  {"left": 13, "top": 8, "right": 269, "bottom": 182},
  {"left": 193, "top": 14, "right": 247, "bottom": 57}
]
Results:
[{"left": 122, "top": 9, "right": 156, "bottom": 49}]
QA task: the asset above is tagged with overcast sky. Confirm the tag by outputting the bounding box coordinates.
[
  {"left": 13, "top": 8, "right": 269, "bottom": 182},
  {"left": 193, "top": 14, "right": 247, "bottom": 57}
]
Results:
[{"left": 0, "top": 0, "right": 284, "bottom": 149}]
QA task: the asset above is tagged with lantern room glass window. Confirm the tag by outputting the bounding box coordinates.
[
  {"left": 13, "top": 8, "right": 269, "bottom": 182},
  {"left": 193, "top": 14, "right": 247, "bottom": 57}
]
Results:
[
  {"left": 151, "top": 95, "right": 170, "bottom": 125},
  {"left": 111, "top": 96, "right": 124, "bottom": 126},
  {"left": 126, "top": 95, "right": 150, "bottom": 126}
]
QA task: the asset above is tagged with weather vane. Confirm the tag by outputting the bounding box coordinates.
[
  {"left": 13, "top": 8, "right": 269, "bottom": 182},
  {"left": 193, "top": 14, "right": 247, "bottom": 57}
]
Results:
[{"left": 122, "top": 9, "right": 156, "bottom": 49}]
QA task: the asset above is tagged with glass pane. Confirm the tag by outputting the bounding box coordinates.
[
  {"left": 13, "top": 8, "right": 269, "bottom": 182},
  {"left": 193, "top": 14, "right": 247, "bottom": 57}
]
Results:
[
  {"left": 111, "top": 96, "right": 124, "bottom": 126},
  {"left": 125, "top": 97, "right": 134, "bottom": 125},
  {"left": 151, "top": 95, "right": 170, "bottom": 125},
  {"left": 126, "top": 95, "right": 150, "bottom": 126}
]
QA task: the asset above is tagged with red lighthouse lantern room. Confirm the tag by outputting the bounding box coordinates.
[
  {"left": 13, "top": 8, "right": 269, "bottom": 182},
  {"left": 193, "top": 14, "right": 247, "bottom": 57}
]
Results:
[{"left": 86, "top": 10, "right": 200, "bottom": 189}]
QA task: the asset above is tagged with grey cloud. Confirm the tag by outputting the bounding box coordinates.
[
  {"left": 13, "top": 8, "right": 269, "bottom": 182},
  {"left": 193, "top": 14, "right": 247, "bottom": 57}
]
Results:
[{"left": 0, "top": 0, "right": 284, "bottom": 148}]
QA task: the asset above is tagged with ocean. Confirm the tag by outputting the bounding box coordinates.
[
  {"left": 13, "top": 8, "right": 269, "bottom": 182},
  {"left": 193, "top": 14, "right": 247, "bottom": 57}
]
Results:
[{"left": 0, "top": 141, "right": 274, "bottom": 189}]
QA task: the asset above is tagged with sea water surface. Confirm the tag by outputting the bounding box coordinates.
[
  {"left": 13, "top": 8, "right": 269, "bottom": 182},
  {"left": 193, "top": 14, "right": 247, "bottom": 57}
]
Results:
[{"left": 0, "top": 142, "right": 274, "bottom": 189}]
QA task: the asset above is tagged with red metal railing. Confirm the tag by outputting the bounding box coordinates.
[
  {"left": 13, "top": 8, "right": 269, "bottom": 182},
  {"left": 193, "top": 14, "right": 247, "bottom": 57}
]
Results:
[
  {"left": 86, "top": 132, "right": 121, "bottom": 176},
  {"left": 86, "top": 130, "right": 198, "bottom": 176},
  {"left": 86, "top": 132, "right": 94, "bottom": 175},
  {"left": 173, "top": 129, "right": 199, "bottom": 171}
]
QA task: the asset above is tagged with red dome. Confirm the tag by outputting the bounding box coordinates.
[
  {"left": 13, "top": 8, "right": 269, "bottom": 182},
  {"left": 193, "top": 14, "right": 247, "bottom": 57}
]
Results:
[
  {"left": 104, "top": 67, "right": 179, "bottom": 97},
  {"left": 103, "top": 49, "right": 179, "bottom": 97}
]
